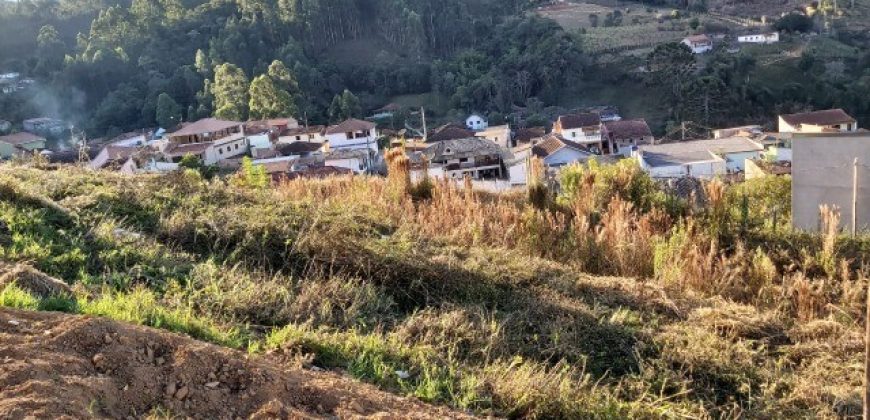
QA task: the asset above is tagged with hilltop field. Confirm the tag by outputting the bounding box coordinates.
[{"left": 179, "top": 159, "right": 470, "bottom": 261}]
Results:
[{"left": 2, "top": 159, "right": 870, "bottom": 418}]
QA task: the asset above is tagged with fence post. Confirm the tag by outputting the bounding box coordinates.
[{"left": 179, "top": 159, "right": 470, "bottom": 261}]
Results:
[{"left": 864, "top": 282, "right": 870, "bottom": 420}]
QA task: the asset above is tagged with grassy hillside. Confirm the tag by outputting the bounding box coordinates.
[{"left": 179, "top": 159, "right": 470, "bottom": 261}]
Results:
[{"left": 1, "top": 160, "right": 868, "bottom": 417}]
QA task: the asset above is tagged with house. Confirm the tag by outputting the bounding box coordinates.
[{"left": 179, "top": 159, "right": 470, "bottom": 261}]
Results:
[
  {"left": 713, "top": 125, "right": 762, "bottom": 139},
  {"left": 23, "top": 118, "right": 67, "bottom": 136},
  {"left": 601, "top": 119, "right": 654, "bottom": 157},
  {"left": 0, "top": 120, "right": 10, "bottom": 133},
  {"left": 324, "top": 119, "right": 378, "bottom": 152},
  {"left": 513, "top": 127, "right": 547, "bottom": 146},
  {"left": 89, "top": 144, "right": 141, "bottom": 170},
  {"left": 166, "top": 118, "right": 244, "bottom": 144},
  {"left": 0, "top": 132, "right": 46, "bottom": 158},
  {"left": 791, "top": 133, "right": 870, "bottom": 232},
  {"left": 162, "top": 118, "right": 248, "bottom": 165},
  {"left": 552, "top": 113, "right": 603, "bottom": 152},
  {"left": 278, "top": 166, "right": 354, "bottom": 182},
  {"left": 635, "top": 136, "right": 765, "bottom": 178},
  {"left": 465, "top": 114, "right": 488, "bottom": 131},
  {"left": 778, "top": 109, "right": 858, "bottom": 133},
  {"left": 737, "top": 32, "right": 779, "bottom": 44},
  {"left": 266, "top": 117, "right": 299, "bottom": 132},
  {"left": 474, "top": 124, "right": 512, "bottom": 148},
  {"left": 276, "top": 141, "right": 324, "bottom": 158},
  {"left": 427, "top": 124, "right": 475, "bottom": 142},
  {"left": 508, "top": 134, "right": 594, "bottom": 185},
  {"left": 423, "top": 137, "right": 510, "bottom": 180},
  {"left": 278, "top": 125, "right": 326, "bottom": 144},
  {"left": 682, "top": 34, "right": 713, "bottom": 54},
  {"left": 324, "top": 148, "right": 373, "bottom": 174}
]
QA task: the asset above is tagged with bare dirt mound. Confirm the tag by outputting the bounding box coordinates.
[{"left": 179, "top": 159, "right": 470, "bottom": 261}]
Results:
[{"left": 0, "top": 308, "right": 472, "bottom": 419}]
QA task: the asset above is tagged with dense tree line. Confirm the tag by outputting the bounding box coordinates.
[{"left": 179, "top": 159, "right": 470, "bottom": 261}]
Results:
[{"left": 0, "top": 0, "right": 557, "bottom": 136}]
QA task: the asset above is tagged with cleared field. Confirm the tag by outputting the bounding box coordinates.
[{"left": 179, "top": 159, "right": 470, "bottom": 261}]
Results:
[{"left": 580, "top": 22, "right": 689, "bottom": 55}]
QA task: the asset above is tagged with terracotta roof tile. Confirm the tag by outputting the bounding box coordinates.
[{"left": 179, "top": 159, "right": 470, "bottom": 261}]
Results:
[
  {"left": 558, "top": 113, "right": 600, "bottom": 130},
  {"left": 780, "top": 109, "right": 856, "bottom": 127},
  {"left": 325, "top": 119, "right": 376, "bottom": 135},
  {"left": 0, "top": 132, "right": 45, "bottom": 146},
  {"left": 170, "top": 118, "right": 241, "bottom": 137}
]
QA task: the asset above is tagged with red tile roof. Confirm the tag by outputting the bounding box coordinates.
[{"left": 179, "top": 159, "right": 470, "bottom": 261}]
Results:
[
  {"left": 603, "top": 119, "right": 653, "bottom": 141},
  {"left": 170, "top": 118, "right": 241, "bottom": 137},
  {"left": 325, "top": 119, "right": 376, "bottom": 135},
  {"left": 557, "top": 113, "right": 600, "bottom": 130},
  {"left": 532, "top": 134, "right": 591, "bottom": 158},
  {"left": 780, "top": 109, "right": 856, "bottom": 127}
]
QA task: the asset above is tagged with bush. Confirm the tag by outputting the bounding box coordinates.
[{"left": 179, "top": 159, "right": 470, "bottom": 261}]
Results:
[{"left": 774, "top": 13, "right": 814, "bottom": 33}]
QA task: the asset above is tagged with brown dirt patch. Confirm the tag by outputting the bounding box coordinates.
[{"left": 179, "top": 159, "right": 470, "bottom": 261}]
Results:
[
  {"left": 0, "top": 263, "right": 73, "bottom": 299},
  {"left": 0, "top": 308, "right": 474, "bottom": 419}
]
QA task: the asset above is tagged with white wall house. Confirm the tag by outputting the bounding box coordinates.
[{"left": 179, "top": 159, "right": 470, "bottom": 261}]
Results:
[
  {"left": 466, "top": 114, "right": 489, "bottom": 131},
  {"left": 324, "top": 119, "right": 379, "bottom": 152},
  {"left": 324, "top": 149, "right": 372, "bottom": 174},
  {"left": 508, "top": 134, "right": 595, "bottom": 185},
  {"left": 778, "top": 109, "right": 858, "bottom": 133},
  {"left": 203, "top": 132, "right": 249, "bottom": 165},
  {"left": 682, "top": 34, "right": 713, "bottom": 54},
  {"left": 635, "top": 136, "right": 765, "bottom": 179},
  {"left": 738, "top": 32, "right": 779, "bottom": 44},
  {"left": 552, "top": 113, "right": 603, "bottom": 152}
]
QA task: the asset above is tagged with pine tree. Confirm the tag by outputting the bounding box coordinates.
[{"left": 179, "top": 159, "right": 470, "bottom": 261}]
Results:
[{"left": 212, "top": 63, "right": 249, "bottom": 121}]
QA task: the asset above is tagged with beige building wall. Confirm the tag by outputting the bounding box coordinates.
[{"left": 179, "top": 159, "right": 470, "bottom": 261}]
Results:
[{"left": 792, "top": 133, "right": 870, "bottom": 231}]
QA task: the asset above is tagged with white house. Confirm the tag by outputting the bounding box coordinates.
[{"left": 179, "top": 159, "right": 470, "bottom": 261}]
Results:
[
  {"left": 682, "top": 34, "right": 713, "bottom": 54},
  {"left": 324, "top": 148, "right": 372, "bottom": 174},
  {"left": 601, "top": 119, "right": 654, "bottom": 157},
  {"left": 465, "top": 114, "right": 489, "bottom": 131},
  {"left": 552, "top": 113, "right": 603, "bottom": 152},
  {"left": 324, "top": 119, "right": 378, "bottom": 152},
  {"left": 508, "top": 134, "right": 595, "bottom": 185},
  {"left": 278, "top": 125, "right": 326, "bottom": 144},
  {"left": 161, "top": 118, "right": 248, "bottom": 165},
  {"left": 423, "top": 137, "right": 509, "bottom": 180},
  {"left": 635, "top": 136, "right": 765, "bottom": 179},
  {"left": 778, "top": 109, "right": 858, "bottom": 133},
  {"left": 737, "top": 32, "right": 779, "bottom": 44}
]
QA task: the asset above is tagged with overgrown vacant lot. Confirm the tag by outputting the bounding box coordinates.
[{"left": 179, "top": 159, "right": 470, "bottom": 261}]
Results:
[{"left": 1, "top": 161, "right": 868, "bottom": 418}]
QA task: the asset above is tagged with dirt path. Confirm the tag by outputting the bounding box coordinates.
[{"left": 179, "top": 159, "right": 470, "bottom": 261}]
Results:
[{"left": 0, "top": 308, "right": 474, "bottom": 419}]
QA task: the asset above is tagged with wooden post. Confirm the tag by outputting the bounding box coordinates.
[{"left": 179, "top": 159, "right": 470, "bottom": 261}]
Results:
[{"left": 854, "top": 158, "right": 859, "bottom": 237}]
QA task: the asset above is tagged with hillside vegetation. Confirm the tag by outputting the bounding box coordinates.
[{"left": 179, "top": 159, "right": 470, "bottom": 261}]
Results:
[{"left": 1, "top": 159, "right": 869, "bottom": 417}]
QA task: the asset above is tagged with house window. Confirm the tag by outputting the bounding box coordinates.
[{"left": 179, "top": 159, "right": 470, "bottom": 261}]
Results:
[
  {"left": 308, "top": 134, "right": 314, "bottom": 140},
  {"left": 346, "top": 132, "right": 353, "bottom": 140},
  {"left": 296, "top": 136, "right": 301, "bottom": 141},
  {"left": 235, "top": 144, "right": 239, "bottom": 150},
  {"left": 218, "top": 147, "right": 223, "bottom": 154}
]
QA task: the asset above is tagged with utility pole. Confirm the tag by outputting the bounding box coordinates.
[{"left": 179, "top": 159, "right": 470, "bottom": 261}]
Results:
[
  {"left": 681, "top": 121, "right": 687, "bottom": 141},
  {"left": 421, "top": 107, "right": 428, "bottom": 142},
  {"left": 853, "top": 157, "right": 859, "bottom": 237}
]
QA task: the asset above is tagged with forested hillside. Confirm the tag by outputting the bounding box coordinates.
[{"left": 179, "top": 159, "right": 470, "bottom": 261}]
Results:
[{"left": 0, "top": 0, "right": 579, "bottom": 136}]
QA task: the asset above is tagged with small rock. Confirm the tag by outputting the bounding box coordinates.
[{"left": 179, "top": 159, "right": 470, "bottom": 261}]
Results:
[
  {"left": 8, "top": 320, "right": 19, "bottom": 326},
  {"left": 310, "top": 366, "right": 324, "bottom": 372},
  {"left": 43, "top": 330, "right": 52, "bottom": 336},
  {"left": 123, "top": 384, "right": 129, "bottom": 391},
  {"left": 208, "top": 372, "right": 216, "bottom": 380},
  {"left": 348, "top": 400, "right": 364, "bottom": 413},
  {"left": 174, "top": 385, "right": 189, "bottom": 400},
  {"left": 92, "top": 353, "right": 105, "bottom": 367},
  {"left": 395, "top": 370, "right": 410, "bottom": 379},
  {"left": 103, "top": 334, "right": 113, "bottom": 344},
  {"left": 155, "top": 356, "right": 165, "bottom": 366},
  {"left": 165, "top": 382, "right": 177, "bottom": 397},
  {"left": 205, "top": 381, "right": 220, "bottom": 388}
]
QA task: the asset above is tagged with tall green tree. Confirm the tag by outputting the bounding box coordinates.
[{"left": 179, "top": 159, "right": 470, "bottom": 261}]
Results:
[
  {"left": 645, "top": 42, "right": 697, "bottom": 109},
  {"left": 155, "top": 93, "right": 183, "bottom": 128},
  {"left": 248, "top": 74, "right": 295, "bottom": 119},
  {"left": 212, "top": 63, "right": 249, "bottom": 121},
  {"left": 328, "top": 89, "right": 362, "bottom": 121}
]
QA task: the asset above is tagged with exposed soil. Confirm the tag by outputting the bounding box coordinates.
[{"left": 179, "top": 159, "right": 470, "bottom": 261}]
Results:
[{"left": 0, "top": 308, "right": 473, "bottom": 419}]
